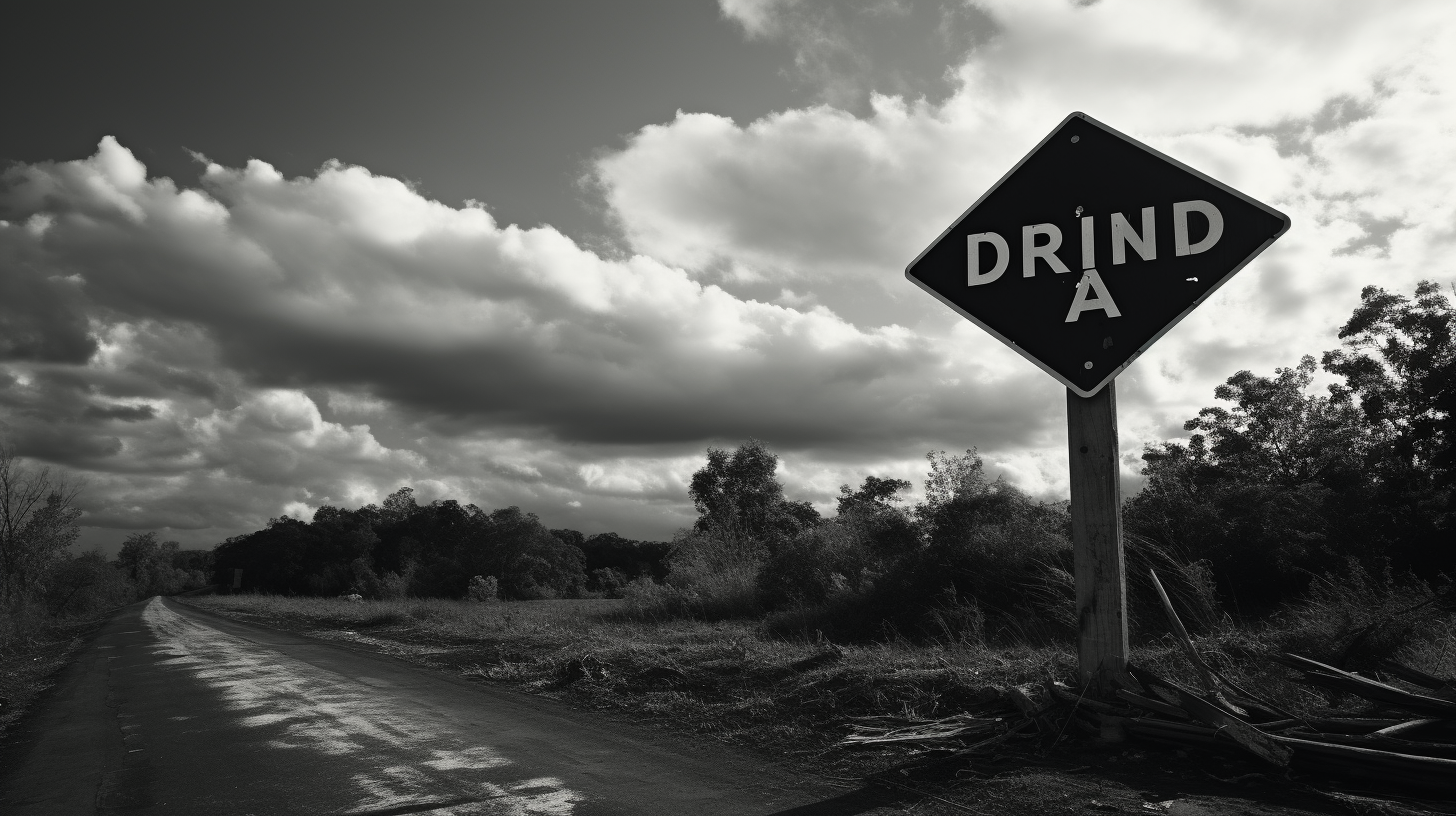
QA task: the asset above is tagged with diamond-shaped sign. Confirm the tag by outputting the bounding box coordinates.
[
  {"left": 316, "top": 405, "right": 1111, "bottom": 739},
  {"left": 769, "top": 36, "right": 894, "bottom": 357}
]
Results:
[{"left": 906, "top": 112, "right": 1290, "bottom": 397}]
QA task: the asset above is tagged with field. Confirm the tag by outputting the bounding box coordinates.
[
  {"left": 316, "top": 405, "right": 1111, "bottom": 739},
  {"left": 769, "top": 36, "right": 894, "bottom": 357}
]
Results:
[{"left": 181, "top": 593, "right": 1456, "bottom": 815}]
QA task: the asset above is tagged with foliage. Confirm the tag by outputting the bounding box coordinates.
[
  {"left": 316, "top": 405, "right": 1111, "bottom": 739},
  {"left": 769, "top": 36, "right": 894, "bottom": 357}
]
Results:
[
  {"left": 466, "top": 574, "right": 499, "bottom": 602},
  {"left": 42, "top": 550, "right": 137, "bottom": 615},
  {"left": 1269, "top": 559, "right": 1450, "bottom": 671},
  {"left": 209, "top": 489, "right": 650, "bottom": 601},
  {"left": 118, "top": 532, "right": 204, "bottom": 597},
  {"left": 1126, "top": 282, "right": 1456, "bottom": 611},
  {"left": 0, "top": 444, "right": 83, "bottom": 606},
  {"left": 688, "top": 439, "right": 819, "bottom": 557},
  {"left": 556, "top": 530, "right": 671, "bottom": 591},
  {"left": 1324, "top": 281, "right": 1456, "bottom": 484}
]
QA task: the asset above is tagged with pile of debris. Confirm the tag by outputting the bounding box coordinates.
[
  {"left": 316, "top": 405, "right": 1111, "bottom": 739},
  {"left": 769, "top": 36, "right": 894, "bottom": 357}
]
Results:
[{"left": 839, "top": 571, "right": 1456, "bottom": 796}]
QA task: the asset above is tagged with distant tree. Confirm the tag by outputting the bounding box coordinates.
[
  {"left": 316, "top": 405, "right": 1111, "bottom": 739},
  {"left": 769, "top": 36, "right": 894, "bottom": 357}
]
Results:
[
  {"left": 1323, "top": 280, "right": 1455, "bottom": 482},
  {"left": 0, "top": 444, "right": 83, "bottom": 606},
  {"left": 44, "top": 550, "right": 136, "bottom": 615},
  {"left": 1183, "top": 356, "right": 1367, "bottom": 489},
  {"left": 688, "top": 439, "right": 819, "bottom": 557},
  {"left": 918, "top": 450, "right": 988, "bottom": 517},
  {"left": 835, "top": 475, "right": 918, "bottom": 557},
  {"left": 571, "top": 532, "right": 671, "bottom": 585},
  {"left": 118, "top": 532, "right": 192, "bottom": 597}
]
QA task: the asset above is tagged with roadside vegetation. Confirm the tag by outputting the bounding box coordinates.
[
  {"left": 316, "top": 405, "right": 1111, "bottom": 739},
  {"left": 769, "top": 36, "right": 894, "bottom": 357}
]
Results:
[
  {"left": 189, "top": 282, "right": 1456, "bottom": 780},
  {"left": 0, "top": 446, "right": 215, "bottom": 737},
  {"left": 5, "top": 281, "right": 1455, "bottom": 798}
]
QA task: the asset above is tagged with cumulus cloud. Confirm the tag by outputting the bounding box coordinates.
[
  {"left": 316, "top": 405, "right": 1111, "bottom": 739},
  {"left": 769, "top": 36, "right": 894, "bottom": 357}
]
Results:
[
  {"left": 605, "top": 0, "right": 1456, "bottom": 503},
  {"left": 2, "top": 0, "right": 1454, "bottom": 550},
  {"left": 0, "top": 137, "right": 1046, "bottom": 547}
]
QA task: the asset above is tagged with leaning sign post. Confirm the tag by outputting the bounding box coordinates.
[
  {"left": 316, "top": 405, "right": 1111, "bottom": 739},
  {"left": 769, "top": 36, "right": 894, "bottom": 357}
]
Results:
[{"left": 905, "top": 112, "right": 1290, "bottom": 694}]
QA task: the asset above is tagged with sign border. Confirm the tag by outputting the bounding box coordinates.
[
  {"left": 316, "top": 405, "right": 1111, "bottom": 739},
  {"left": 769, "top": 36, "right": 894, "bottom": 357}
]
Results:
[{"left": 904, "top": 111, "right": 1292, "bottom": 398}]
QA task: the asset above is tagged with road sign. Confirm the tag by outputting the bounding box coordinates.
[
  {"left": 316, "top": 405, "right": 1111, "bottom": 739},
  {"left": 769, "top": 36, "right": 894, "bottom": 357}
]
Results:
[{"left": 905, "top": 111, "right": 1291, "bottom": 397}]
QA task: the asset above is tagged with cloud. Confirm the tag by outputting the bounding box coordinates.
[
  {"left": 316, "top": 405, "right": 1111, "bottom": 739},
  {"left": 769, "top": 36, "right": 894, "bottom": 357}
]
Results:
[
  {"left": 3, "top": 1, "right": 1455, "bottom": 551},
  {"left": 718, "top": 0, "right": 996, "bottom": 113},
  {"left": 601, "top": 0, "right": 1456, "bottom": 499},
  {"left": 0, "top": 137, "right": 1052, "bottom": 548}
]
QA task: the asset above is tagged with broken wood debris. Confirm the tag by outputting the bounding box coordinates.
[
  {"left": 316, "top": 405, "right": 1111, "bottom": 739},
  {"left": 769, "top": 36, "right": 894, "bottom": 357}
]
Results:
[{"left": 837, "top": 568, "right": 1456, "bottom": 797}]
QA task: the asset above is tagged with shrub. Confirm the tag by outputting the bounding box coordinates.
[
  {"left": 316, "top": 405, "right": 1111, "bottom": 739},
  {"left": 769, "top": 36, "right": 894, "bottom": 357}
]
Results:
[
  {"left": 587, "top": 567, "right": 629, "bottom": 598},
  {"left": 1269, "top": 559, "right": 1451, "bottom": 670},
  {"left": 756, "top": 520, "right": 873, "bottom": 609},
  {"left": 379, "top": 566, "right": 413, "bottom": 600},
  {"left": 619, "top": 529, "right": 763, "bottom": 621},
  {"left": 871, "top": 481, "right": 1072, "bottom": 643},
  {"left": 467, "top": 575, "right": 499, "bottom": 602}
]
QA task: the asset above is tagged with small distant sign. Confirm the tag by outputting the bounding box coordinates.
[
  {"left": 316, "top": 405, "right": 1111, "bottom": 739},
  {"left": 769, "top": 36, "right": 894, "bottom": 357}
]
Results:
[{"left": 905, "top": 111, "right": 1290, "bottom": 396}]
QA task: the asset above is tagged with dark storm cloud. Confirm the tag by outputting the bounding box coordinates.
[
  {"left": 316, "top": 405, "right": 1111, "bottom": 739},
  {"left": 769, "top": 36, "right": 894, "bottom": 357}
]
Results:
[
  {"left": 0, "top": 235, "right": 97, "bottom": 363},
  {"left": 82, "top": 404, "right": 157, "bottom": 422},
  {"left": 6, "top": 2, "right": 1453, "bottom": 551},
  {"left": 0, "top": 138, "right": 1070, "bottom": 547}
]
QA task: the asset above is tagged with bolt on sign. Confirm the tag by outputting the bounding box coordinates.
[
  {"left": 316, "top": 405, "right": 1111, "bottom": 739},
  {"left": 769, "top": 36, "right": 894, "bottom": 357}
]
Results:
[{"left": 905, "top": 112, "right": 1290, "bottom": 397}]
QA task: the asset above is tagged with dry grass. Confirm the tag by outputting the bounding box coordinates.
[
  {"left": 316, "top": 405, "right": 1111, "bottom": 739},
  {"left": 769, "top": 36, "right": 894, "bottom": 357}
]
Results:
[
  {"left": 0, "top": 605, "right": 110, "bottom": 742},
  {"left": 190, "top": 594, "right": 1073, "bottom": 766},
  {"left": 188, "top": 585, "right": 1456, "bottom": 777}
]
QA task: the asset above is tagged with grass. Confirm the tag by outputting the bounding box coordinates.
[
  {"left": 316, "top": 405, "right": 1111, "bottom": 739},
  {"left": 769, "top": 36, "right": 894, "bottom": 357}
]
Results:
[
  {"left": 189, "top": 594, "right": 1072, "bottom": 767},
  {"left": 169, "top": 592, "right": 1456, "bottom": 814},
  {"left": 183, "top": 582, "right": 1456, "bottom": 810},
  {"left": 0, "top": 603, "right": 113, "bottom": 744},
  {"left": 190, "top": 585, "right": 1456, "bottom": 741}
]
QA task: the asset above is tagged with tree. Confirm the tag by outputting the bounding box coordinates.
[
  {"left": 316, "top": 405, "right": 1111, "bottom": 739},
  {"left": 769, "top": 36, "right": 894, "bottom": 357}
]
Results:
[
  {"left": 1183, "top": 356, "right": 1367, "bottom": 489},
  {"left": 1125, "top": 281, "right": 1456, "bottom": 606},
  {"left": 1323, "top": 281, "right": 1455, "bottom": 484},
  {"left": 688, "top": 439, "right": 818, "bottom": 555},
  {"left": 835, "top": 475, "right": 918, "bottom": 557},
  {"left": 918, "top": 450, "right": 989, "bottom": 516},
  {"left": 118, "top": 532, "right": 190, "bottom": 597},
  {"left": 0, "top": 444, "right": 83, "bottom": 606},
  {"left": 1321, "top": 280, "right": 1456, "bottom": 576}
]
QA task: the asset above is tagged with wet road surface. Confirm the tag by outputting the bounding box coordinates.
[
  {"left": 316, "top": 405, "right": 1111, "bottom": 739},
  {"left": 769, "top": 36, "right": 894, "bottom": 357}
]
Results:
[{"left": 1, "top": 598, "right": 899, "bottom": 815}]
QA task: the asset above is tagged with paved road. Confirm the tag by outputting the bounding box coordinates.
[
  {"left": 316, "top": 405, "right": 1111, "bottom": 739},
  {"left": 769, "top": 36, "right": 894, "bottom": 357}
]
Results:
[{"left": 1, "top": 598, "right": 900, "bottom": 815}]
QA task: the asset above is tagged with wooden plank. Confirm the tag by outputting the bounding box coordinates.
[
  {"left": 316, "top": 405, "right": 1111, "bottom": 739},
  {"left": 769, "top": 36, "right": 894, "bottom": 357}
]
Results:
[{"left": 1066, "top": 383, "right": 1128, "bottom": 695}]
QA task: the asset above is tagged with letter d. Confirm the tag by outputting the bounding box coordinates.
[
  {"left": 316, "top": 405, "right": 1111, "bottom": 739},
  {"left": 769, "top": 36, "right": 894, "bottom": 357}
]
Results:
[{"left": 968, "top": 232, "right": 1009, "bottom": 286}]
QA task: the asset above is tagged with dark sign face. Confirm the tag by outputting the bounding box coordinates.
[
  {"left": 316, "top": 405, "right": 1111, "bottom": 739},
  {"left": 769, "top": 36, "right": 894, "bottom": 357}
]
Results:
[{"left": 905, "top": 112, "right": 1290, "bottom": 397}]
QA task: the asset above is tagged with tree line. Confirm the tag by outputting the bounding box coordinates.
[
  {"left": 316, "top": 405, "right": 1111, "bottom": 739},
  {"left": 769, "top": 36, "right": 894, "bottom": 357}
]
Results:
[
  {"left": 636, "top": 281, "right": 1454, "bottom": 642},
  {"left": 210, "top": 490, "right": 670, "bottom": 600},
  {"left": 2, "top": 281, "right": 1451, "bottom": 648}
]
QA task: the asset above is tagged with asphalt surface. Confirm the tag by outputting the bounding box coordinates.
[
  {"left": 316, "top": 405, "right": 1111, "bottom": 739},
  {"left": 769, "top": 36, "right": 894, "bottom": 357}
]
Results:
[{"left": 0, "top": 598, "right": 902, "bottom": 815}]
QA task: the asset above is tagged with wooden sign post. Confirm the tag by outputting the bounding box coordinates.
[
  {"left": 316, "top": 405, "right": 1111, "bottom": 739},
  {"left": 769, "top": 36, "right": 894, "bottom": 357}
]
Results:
[
  {"left": 903, "top": 112, "right": 1290, "bottom": 696},
  {"left": 1066, "top": 384, "right": 1127, "bottom": 693}
]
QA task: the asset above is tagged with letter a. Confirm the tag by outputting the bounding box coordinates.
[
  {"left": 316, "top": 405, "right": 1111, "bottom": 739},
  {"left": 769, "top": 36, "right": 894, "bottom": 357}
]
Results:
[{"left": 1065, "top": 269, "right": 1122, "bottom": 322}]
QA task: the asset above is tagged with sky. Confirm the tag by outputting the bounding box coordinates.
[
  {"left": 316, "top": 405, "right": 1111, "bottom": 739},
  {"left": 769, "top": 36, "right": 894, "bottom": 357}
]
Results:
[{"left": 2, "top": 0, "right": 1453, "bottom": 553}]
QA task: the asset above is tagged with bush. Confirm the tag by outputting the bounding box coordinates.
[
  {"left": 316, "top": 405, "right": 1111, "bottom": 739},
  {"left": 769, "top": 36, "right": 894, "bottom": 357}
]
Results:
[
  {"left": 379, "top": 566, "right": 413, "bottom": 600},
  {"left": 587, "top": 567, "right": 630, "bottom": 598},
  {"left": 620, "top": 529, "right": 763, "bottom": 621},
  {"left": 467, "top": 575, "right": 499, "bottom": 602},
  {"left": 866, "top": 482, "right": 1072, "bottom": 644},
  {"left": 1270, "top": 559, "right": 1451, "bottom": 670},
  {"left": 756, "top": 520, "right": 873, "bottom": 609},
  {"left": 42, "top": 551, "right": 137, "bottom": 615}
]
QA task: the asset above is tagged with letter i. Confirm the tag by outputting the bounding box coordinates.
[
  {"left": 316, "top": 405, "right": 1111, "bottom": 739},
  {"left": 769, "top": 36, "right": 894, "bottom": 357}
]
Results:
[
  {"left": 1081, "top": 214, "right": 1095, "bottom": 270},
  {"left": 1066, "top": 212, "right": 1122, "bottom": 323}
]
